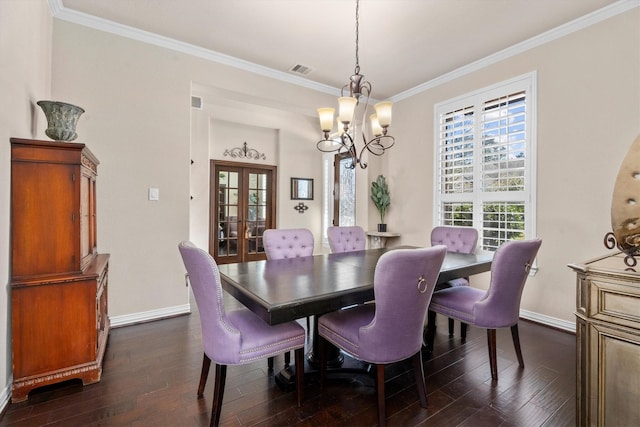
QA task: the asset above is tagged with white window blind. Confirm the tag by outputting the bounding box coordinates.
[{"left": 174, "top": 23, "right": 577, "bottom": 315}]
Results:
[
  {"left": 434, "top": 72, "right": 536, "bottom": 251},
  {"left": 438, "top": 105, "right": 474, "bottom": 194},
  {"left": 481, "top": 91, "right": 526, "bottom": 193}
]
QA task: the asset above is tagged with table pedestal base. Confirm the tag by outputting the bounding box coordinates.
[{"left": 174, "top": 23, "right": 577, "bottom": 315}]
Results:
[
  {"left": 274, "top": 352, "right": 373, "bottom": 391},
  {"left": 274, "top": 366, "right": 298, "bottom": 391}
]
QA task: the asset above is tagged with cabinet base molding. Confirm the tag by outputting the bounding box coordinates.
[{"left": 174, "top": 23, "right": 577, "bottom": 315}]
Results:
[
  {"left": 11, "top": 360, "right": 103, "bottom": 403},
  {"left": 11, "top": 315, "right": 110, "bottom": 403}
]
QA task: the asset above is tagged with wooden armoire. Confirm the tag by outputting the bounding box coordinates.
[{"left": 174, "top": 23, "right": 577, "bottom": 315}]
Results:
[{"left": 9, "top": 138, "right": 110, "bottom": 402}]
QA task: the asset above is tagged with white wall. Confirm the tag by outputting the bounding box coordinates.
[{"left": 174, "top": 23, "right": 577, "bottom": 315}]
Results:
[
  {"left": 389, "top": 8, "right": 640, "bottom": 326},
  {"left": 0, "top": 0, "right": 52, "bottom": 409},
  {"left": 50, "top": 19, "right": 340, "bottom": 324}
]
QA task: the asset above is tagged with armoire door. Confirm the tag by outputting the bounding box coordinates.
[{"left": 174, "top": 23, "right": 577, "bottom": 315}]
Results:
[{"left": 210, "top": 160, "right": 277, "bottom": 264}]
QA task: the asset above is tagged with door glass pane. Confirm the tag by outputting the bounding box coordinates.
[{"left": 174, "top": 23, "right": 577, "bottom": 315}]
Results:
[
  {"left": 229, "top": 172, "right": 238, "bottom": 187},
  {"left": 339, "top": 157, "right": 356, "bottom": 226},
  {"left": 218, "top": 171, "right": 239, "bottom": 256},
  {"left": 247, "top": 172, "right": 267, "bottom": 254},
  {"left": 219, "top": 172, "right": 228, "bottom": 187},
  {"left": 228, "top": 188, "right": 238, "bottom": 205},
  {"left": 249, "top": 173, "right": 258, "bottom": 188},
  {"left": 257, "top": 205, "right": 266, "bottom": 221}
]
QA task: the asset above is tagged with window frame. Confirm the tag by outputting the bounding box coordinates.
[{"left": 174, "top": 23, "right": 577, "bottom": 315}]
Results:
[{"left": 433, "top": 72, "right": 537, "bottom": 252}]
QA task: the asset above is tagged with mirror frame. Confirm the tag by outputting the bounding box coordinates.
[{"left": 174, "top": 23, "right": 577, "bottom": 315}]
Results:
[{"left": 291, "top": 177, "right": 314, "bottom": 200}]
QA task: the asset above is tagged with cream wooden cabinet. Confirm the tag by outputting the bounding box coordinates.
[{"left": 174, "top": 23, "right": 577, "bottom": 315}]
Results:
[
  {"left": 569, "top": 253, "right": 640, "bottom": 426},
  {"left": 10, "top": 138, "right": 110, "bottom": 402}
]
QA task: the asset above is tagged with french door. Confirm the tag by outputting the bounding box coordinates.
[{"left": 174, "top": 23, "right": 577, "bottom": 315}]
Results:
[{"left": 210, "top": 160, "right": 277, "bottom": 264}]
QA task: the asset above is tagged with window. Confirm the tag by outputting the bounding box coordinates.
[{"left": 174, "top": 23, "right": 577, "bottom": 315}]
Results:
[
  {"left": 334, "top": 153, "right": 356, "bottom": 227},
  {"left": 322, "top": 153, "right": 356, "bottom": 246},
  {"left": 434, "top": 72, "right": 536, "bottom": 252}
]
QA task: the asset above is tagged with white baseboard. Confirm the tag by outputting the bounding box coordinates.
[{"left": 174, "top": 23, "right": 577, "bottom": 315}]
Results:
[
  {"left": 520, "top": 309, "right": 576, "bottom": 333},
  {"left": 109, "top": 303, "right": 191, "bottom": 328},
  {"left": 1, "top": 376, "right": 12, "bottom": 417},
  {"left": 110, "top": 306, "right": 575, "bottom": 332}
]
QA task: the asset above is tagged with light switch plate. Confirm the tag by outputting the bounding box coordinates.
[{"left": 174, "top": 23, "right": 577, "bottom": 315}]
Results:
[{"left": 149, "top": 187, "right": 159, "bottom": 201}]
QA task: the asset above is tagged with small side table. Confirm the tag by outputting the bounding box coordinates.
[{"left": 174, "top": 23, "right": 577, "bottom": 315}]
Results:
[{"left": 367, "top": 231, "right": 400, "bottom": 249}]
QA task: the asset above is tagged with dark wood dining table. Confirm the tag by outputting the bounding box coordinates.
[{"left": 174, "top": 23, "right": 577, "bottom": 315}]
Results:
[
  {"left": 217, "top": 246, "right": 493, "bottom": 386},
  {"left": 218, "top": 246, "right": 493, "bottom": 325}
]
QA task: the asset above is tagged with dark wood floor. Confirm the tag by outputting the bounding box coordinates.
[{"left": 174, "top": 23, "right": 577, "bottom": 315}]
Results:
[{"left": 0, "top": 295, "right": 576, "bottom": 427}]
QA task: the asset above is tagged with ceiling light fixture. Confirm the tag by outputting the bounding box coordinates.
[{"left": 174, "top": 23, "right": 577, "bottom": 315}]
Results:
[{"left": 315, "top": 0, "right": 395, "bottom": 169}]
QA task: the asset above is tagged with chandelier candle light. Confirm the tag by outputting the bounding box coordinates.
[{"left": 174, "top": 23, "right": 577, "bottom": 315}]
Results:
[{"left": 316, "top": 0, "right": 395, "bottom": 169}]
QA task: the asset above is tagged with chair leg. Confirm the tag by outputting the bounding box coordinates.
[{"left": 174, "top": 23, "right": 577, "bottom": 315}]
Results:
[
  {"left": 211, "top": 363, "right": 227, "bottom": 427},
  {"left": 448, "top": 317, "right": 455, "bottom": 337},
  {"left": 425, "top": 310, "right": 437, "bottom": 351},
  {"left": 375, "top": 364, "right": 386, "bottom": 427},
  {"left": 487, "top": 329, "right": 498, "bottom": 380},
  {"left": 411, "top": 352, "right": 428, "bottom": 408},
  {"left": 284, "top": 351, "right": 291, "bottom": 368},
  {"left": 511, "top": 324, "right": 525, "bottom": 368},
  {"left": 198, "top": 354, "right": 211, "bottom": 397},
  {"left": 267, "top": 356, "right": 274, "bottom": 370},
  {"left": 460, "top": 323, "right": 467, "bottom": 340},
  {"left": 295, "top": 348, "right": 304, "bottom": 406}
]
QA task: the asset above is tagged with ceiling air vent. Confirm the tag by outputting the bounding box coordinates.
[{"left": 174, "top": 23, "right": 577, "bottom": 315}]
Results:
[
  {"left": 191, "top": 96, "right": 203, "bottom": 110},
  {"left": 288, "top": 64, "right": 314, "bottom": 76}
]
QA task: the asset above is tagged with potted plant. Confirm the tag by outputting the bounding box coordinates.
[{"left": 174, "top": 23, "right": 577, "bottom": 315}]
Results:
[{"left": 370, "top": 174, "right": 390, "bottom": 232}]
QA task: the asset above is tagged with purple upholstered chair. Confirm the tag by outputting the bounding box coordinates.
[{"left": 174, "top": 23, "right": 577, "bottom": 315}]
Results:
[
  {"left": 178, "top": 241, "right": 305, "bottom": 426},
  {"left": 430, "top": 226, "right": 479, "bottom": 338},
  {"left": 263, "top": 228, "right": 314, "bottom": 259},
  {"left": 327, "top": 225, "right": 366, "bottom": 253},
  {"left": 426, "top": 238, "right": 542, "bottom": 381},
  {"left": 318, "top": 246, "right": 447, "bottom": 427},
  {"left": 262, "top": 228, "right": 314, "bottom": 368}
]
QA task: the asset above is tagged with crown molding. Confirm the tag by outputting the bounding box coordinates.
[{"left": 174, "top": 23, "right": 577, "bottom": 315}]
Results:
[
  {"left": 391, "top": 0, "right": 639, "bottom": 102},
  {"left": 47, "top": 0, "right": 340, "bottom": 98},
  {"left": 49, "top": 0, "right": 637, "bottom": 102}
]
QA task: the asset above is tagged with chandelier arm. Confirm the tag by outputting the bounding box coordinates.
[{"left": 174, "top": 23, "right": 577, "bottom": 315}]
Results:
[
  {"left": 357, "top": 85, "right": 372, "bottom": 127},
  {"left": 341, "top": 84, "right": 350, "bottom": 97},
  {"left": 360, "top": 81, "right": 371, "bottom": 98},
  {"left": 347, "top": 138, "right": 359, "bottom": 169},
  {"left": 316, "top": 140, "right": 340, "bottom": 153},
  {"left": 315, "top": 131, "right": 355, "bottom": 155},
  {"left": 358, "top": 135, "right": 396, "bottom": 158}
]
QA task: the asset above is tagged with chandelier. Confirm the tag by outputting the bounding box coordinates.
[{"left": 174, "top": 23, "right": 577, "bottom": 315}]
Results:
[{"left": 315, "top": 0, "right": 395, "bottom": 169}]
